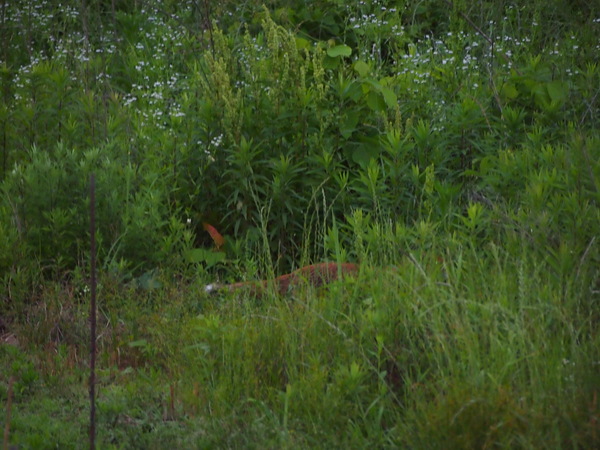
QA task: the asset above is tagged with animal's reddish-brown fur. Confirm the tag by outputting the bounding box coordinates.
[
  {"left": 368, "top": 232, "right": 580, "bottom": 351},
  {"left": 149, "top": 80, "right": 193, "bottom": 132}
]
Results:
[{"left": 207, "top": 262, "right": 359, "bottom": 296}]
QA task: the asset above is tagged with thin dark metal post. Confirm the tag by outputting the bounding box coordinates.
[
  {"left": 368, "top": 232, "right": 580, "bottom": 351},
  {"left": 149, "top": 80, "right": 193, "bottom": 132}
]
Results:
[{"left": 89, "top": 174, "right": 96, "bottom": 450}]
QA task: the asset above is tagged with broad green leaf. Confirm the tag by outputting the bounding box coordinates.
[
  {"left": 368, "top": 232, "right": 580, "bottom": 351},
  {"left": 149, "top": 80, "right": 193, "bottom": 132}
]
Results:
[
  {"left": 137, "top": 270, "right": 162, "bottom": 290},
  {"left": 295, "top": 36, "right": 310, "bottom": 50},
  {"left": 323, "top": 55, "right": 341, "bottom": 69},
  {"left": 366, "top": 91, "right": 386, "bottom": 112},
  {"left": 354, "top": 60, "right": 370, "bottom": 78},
  {"left": 351, "top": 145, "right": 380, "bottom": 168},
  {"left": 380, "top": 86, "right": 397, "bottom": 108},
  {"left": 546, "top": 80, "right": 568, "bottom": 103},
  {"left": 186, "top": 248, "right": 226, "bottom": 268},
  {"left": 340, "top": 111, "right": 359, "bottom": 139},
  {"left": 186, "top": 248, "right": 209, "bottom": 264},
  {"left": 327, "top": 44, "right": 352, "bottom": 58},
  {"left": 362, "top": 79, "right": 382, "bottom": 91}
]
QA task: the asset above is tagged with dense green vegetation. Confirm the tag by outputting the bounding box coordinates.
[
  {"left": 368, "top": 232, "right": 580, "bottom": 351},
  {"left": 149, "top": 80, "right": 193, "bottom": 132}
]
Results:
[{"left": 1, "top": 0, "right": 598, "bottom": 447}]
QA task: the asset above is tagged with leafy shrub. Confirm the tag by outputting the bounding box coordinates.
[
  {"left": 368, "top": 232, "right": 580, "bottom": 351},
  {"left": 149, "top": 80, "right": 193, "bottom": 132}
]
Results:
[
  {"left": 1, "top": 142, "right": 191, "bottom": 283},
  {"left": 0, "top": 0, "right": 598, "bottom": 278}
]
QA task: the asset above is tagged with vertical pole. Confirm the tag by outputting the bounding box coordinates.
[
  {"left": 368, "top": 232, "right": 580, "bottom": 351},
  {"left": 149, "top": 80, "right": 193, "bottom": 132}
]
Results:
[
  {"left": 89, "top": 174, "right": 96, "bottom": 450},
  {"left": 3, "top": 376, "right": 15, "bottom": 450}
]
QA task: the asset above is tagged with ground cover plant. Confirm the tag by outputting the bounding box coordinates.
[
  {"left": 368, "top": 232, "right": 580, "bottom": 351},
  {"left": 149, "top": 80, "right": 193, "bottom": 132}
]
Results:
[{"left": 1, "top": 0, "right": 599, "bottom": 448}]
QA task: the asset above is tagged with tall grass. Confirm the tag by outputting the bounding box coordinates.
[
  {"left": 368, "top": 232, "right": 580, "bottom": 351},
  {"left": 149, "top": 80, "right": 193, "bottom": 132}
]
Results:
[{"left": 2, "top": 236, "right": 597, "bottom": 447}]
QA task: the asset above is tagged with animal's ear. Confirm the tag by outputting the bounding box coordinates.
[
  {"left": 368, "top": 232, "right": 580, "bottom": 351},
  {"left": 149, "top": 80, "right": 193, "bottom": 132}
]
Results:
[{"left": 203, "top": 222, "right": 225, "bottom": 250}]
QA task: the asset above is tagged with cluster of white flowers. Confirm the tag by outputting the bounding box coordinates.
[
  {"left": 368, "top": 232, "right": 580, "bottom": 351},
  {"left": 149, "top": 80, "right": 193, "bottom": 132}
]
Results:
[{"left": 346, "top": 1, "right": 403, "bottom": 38}]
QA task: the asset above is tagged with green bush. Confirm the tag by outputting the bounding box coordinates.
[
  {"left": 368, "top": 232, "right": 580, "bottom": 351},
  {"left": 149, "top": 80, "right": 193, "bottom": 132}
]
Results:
[
  {"left": 1, "top": 142, "right": 191, "bottom": 282},
  {"left": 2, "top": 1, "right": 597, "bottom": 277}
]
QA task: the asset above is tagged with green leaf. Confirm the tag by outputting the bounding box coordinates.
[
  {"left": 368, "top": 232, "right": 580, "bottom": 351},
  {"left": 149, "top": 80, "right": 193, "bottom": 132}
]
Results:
[
  {"left": 362, "top": 79, "right": 382, "bottom": 91},
  {"left": 137, "top": 270, "right": 162, "bottom": 290},
  {"left": 295, "top": 36, "right": 310, "bottom": 50},
  {"left": 501, "top": 82, "right": 519, "bottom": 99},
  {"left": 380, "top": 86, "right": 397, "bottom": 108},
  {"left": 186, "top": 249, "right": 226, "bottom": 268},
  {"left": 186, "top": 249, "right": 211, "bottom": 266},
  {"left": 354, "top": 60, "right": 370, "bottom": 78},
  {"left": 546, "top": 80, "right": 568, "bottom": 103},
  {"left": 351, "top": 142, "right": 380, "bottom": 168},
  {"left": 361, "top": 79, "right": 395, "bottom": 108},
  {"left": 327, "top": 45, "right": 352, "bottom": 58},
  {"left": 323, "top": 55, "right": 341, "bottom": 69},
  {"left": 340, "top": 111, "right": 360, "bottom": 139},
  {"left": 366, "top": 91, "right": 386, "bottom": 112}
]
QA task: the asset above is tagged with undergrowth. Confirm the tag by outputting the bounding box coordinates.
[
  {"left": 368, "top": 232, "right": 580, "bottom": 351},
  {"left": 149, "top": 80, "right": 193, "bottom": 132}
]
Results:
[{"left": 2, "top": 240, "right": 598, "bottom": 448}]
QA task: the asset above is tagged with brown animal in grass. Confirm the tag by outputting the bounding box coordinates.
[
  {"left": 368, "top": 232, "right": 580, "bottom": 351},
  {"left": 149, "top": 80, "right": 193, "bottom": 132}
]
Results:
[{"left": 204, "top": 262, "right": 360, "bottom": 297}]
